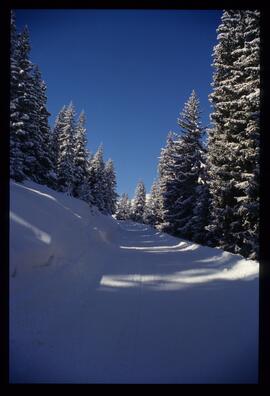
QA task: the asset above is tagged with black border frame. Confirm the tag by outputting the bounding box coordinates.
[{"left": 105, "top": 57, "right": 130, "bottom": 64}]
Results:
[{"left": 1, "top": 0, "right": 269, "bottom": 386}]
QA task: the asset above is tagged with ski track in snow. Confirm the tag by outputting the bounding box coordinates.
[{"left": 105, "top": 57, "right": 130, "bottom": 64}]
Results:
[{"left": 9, "top": 181, "right": 259, "bottom": 383}]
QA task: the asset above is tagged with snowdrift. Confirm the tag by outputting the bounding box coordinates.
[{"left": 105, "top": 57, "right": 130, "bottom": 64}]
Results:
[{"left": 10, "top": 180, "right": 121, "bottom": 279}]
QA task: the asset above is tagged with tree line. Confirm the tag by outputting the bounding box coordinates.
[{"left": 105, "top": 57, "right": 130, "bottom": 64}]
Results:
[
  {"left": 10, "top": 11, "right": 117, "bottom": 215},
  {"left": 116, "top": 10, "right": 260, "bottom": 260}
]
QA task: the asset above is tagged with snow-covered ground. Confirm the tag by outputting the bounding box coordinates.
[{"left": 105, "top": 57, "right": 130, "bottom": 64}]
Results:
[{"left": 10, "top": 181, "right": 259, "bottom": 383}]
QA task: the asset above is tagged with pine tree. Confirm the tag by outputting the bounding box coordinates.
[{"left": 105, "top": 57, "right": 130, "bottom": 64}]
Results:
[
  {"left": 157, "top": 131, "right": 179, "bottom": 232},
  {"left": 189, "top": 151, "right": 210, "bottom": 244},
  {"left": 233, "top": 10, "right": 260, "bottom": 259},
  {"left": 32, "top": 65, "right": 55, "bottom": 187},
  {"left": 207, "top": 10, "right": 245, "bottom": 251},
  {"left": 10, "top": 11, "right": 25, "bottom": 181},
  {"left": 174, "top": 90, "right": 205, "bottom": 239},
  {"left": 207, "top": 10, "right": 260, "bottom": 259},
  {"left": 79, "top": 155, "right": 94, "bottom": 205},
  {"left": 56, "top": 103, "right": 76, "bottom": 193},
  {"left": 116, "top": 193, "right": 132, "bottom": 220},
  {"left": 10, "top": 11, "right": 120, "bottom": 210},
  {"left": 132, "top": 181, "right": 146, "bottom": 223},
  {"left": 10, "top": 23, "right": 36, "bottom": 181},
  {"left": 157, "top": 92, "right": 205, "bottom": 239},
  {"left": 87, "top": 145, "right": 106, "bottom": 212},
  {"left": 10, "top": 16, "right": 54, "bottom": 187},
  {"left": 144, "top": 179, "right": 162, "bottom": 226},
  {"left": 52, "top": 105, "right": 66, "bottom": 173},
  {"left": 16, "top": 26, "right": 43, "bottom": 182},
  {"left": 73, "top": 111, "right": 89, "bottom": 197},
  {"left": 104, "top": 159, "right": 118, "bottom": 215}
]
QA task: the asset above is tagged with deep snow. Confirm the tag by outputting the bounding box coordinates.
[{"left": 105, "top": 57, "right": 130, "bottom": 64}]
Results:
[{"left": 10, "top": 181, "right": 259, "bottom": 383}]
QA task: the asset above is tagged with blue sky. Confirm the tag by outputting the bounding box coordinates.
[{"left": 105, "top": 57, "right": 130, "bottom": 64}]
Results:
[{"left": 15, "top": 9, "right": 222, "bottom": 197}]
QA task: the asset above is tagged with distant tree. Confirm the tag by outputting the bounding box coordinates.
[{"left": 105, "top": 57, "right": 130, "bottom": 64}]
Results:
[
  {"left": 73, "top": 111, "right": 89, "bottom": 197},
  {"left": 87, "top": 145, "right": 106, "bottom": 212},
  {"left": 56, "top": 102, "right": 76, "bottom": 193},
  {"left": 51, "top": 105, "right": 66, "bottom": 172},
  {"left": 104, "top": 159, "right": 118, "bottom": 215},
  {"left": 79, "top": 155, "right": 94, "bottom": 205},
  {"left": 157, "top": 131, "right": 179, "bottom": 233},
  {"left": 116, "top": 193, "right": 132, "bottom": 220},
  {"left": 143, "top": 179, "right": 162, "bottom": 226},
  {"left": 132, "top": 181, "right": 146, "bottom": 223}
]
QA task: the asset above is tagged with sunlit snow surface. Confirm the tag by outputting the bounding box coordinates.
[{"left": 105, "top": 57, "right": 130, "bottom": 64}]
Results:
[
  {"left": 10, "top": 212, "right": 51, "bottom": 244},
  {"left": 100, "top": 259, "right": 258, "bottom": 290},
  {"left": 10, "top": 181, "right": 259, "bottom": 383}
]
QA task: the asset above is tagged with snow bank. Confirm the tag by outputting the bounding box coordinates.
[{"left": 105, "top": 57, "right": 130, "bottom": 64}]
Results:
[{"left": 10, "top": 180, "right": 120, "bottom": 279}]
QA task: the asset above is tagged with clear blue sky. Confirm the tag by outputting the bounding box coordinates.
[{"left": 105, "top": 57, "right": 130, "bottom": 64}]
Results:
[{"left": 15, "top": 9, "right": 222, "bottom": 197}]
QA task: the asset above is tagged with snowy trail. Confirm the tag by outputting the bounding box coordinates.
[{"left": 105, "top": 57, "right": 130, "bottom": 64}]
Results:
[
  {"left": 94, "top": 222, "right": 258, "bottom": 383},
  {"left": 10, "top": 182, "right": 259, "bottom": 383}
]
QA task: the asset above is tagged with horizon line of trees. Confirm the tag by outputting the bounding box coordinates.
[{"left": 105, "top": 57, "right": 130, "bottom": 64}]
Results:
[
  {"left": 10, "top": 11, "right": 117, "bottom": 215},
  {"left": 116, "top": 10, "right": 259, "bottom": 261}
]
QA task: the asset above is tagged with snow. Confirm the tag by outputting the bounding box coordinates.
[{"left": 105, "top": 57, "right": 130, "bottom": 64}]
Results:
[{"left": 10, "top": 181, "right": 259, "bottom": 383}]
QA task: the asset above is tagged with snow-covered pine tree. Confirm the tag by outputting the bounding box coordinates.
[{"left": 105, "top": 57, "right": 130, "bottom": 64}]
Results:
[
  {"left": 10, "top": 11, "right": 25, "bottom": 181},
  {"left": 143, "top": 179, "right": 162, "bottom": 226},
  {"left": 56, "top": 103, "right": 76, "bottom": 194},
  {"left": 104, "top": 159, "right": 118, "bottom": 215},
  {"left": 189, "top": 149, "right": 210, "bottom": 244},
  {"left": 51, "top": 105, "right": 66, "bottom": 175},
  {"left": 73, "top": 111, "right": 89, "bottom": 198},
  {"left": 207, "top": 10, "right": 246, "bottom": 251},
  {"left": 207, "top": 10, "right": 260, "bottom": 259},
  {"left": 15, "top": 26, "right": 43, "bottom": 183},
  {"left": 173, "top": 90, "right": 205, "bottom": 240},
  {"left": 32, "top": 65, "right": 56, "bottom": 187},
  {"left": 10, "top": 16, "right": 54, "bottom": 187},
  {"left": 132, "top": 181, "right": 146, "bottom": 223},
  {"left": 116, "top": 193, "right": 132, "bottom": 220},
  {"left": 78, "top": 154, "right": 94, "bottom": 205},
  {"left": 10, "top": 23, "right": 38, "bottom": 182},
  {"left": 233, "top": 10, "right": 260, "bottom": 259},
  {"left": 157, "top": 131, "right": 179, "bottom": 233},
  {"left": 157, "top": 93, "right": 205, "bottom": 238},
  {"left": 87, "top": 145, "right": 106, "bottom": 212}
]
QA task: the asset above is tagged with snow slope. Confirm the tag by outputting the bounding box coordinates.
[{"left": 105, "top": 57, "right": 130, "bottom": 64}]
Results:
[{"left": 10, "top": 181, "right": 259, "bottom": 383}]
